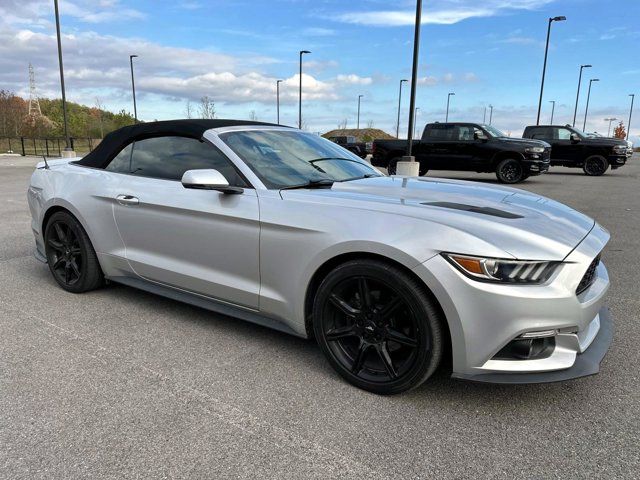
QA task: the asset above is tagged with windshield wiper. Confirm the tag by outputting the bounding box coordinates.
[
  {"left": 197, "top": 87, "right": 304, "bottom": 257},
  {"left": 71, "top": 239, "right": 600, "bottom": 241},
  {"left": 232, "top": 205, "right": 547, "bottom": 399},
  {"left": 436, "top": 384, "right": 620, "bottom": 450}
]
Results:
[
  {"left": 308, "top": 157, "right": 364, "bottom": 165},
  {"left": 341, "top": 173, "right": 381, "bottom": 182},
  {"left": 280, "top": 179, "right": 335, "bottom": 190}
]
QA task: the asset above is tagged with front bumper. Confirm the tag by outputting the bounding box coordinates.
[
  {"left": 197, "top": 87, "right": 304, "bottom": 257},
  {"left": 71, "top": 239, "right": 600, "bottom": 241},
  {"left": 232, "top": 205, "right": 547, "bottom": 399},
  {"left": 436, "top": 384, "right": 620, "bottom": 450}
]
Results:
[
  {"left": 608, "top": 154, "right": 628, "bottom": 168},
  {"left": 413, "top": 224, "right": 612, "bottom": 384}
]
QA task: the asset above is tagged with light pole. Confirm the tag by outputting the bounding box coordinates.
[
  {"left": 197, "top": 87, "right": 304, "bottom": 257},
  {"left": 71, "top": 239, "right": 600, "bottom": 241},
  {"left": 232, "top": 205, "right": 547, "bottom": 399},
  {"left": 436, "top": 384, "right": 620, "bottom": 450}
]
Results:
[
  {"left": 357, "top": 94, "right": 363, "bottom": 130},
  {"left": 298, "top": 50, "right": 311, "bottom": 129},
  {"left": 583, "top": 78, "right": 599, "bottom": 131},
  {"left": 445, "top": 92, "right": 455, "bottom": 122},
  {"left": 276, "top": 79, "right": 283, "bottom": 124},
  {"left": 396, "top": 79, "right": 408, "bottom": 138},
  {"left": 129, "top": 54, "right": 138, "bottom": 123},
  {"left": 549, "top": 100, "right": 556, "bottom": 124},
  {"left": 605, "top": 118, "right": 617, "bottom": 137},
  {"left": 53, "top": 0, "right": 71, "bottom": 152},
  {"left": 483, "top": 106, "right": 487, "bottom": 123},
  {"left": 489, "top": 104, "right": 494, "bottom": 125},
  {"left": 572, "top": 64, "right": 591, "bottom": 127},
  {"left": 628, "top": 94, "right": 635, "bottom": 140},
  {"left": 414, "top": 107, "right": 420, "bottom": 138},
  {"left": 405, "top": 0, "right": 422, "bottom": 159},
  {"left": 536, "top": 15, "right": 566, "bottom": 125}
]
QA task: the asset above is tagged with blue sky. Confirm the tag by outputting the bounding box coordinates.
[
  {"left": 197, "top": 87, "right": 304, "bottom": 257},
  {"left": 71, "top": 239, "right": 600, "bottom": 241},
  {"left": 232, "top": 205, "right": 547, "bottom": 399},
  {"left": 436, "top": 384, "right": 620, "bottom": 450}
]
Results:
[{"left": 1, "top": 0, "right": 638, "bottom": 141}]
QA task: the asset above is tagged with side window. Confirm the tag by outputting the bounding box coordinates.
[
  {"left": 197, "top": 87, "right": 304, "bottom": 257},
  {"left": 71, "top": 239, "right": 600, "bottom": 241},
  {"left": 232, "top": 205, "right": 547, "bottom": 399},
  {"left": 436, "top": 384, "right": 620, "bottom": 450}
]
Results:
[
  {"left": 107, "top": 136, "right": 247, "bottom": 187},
  {"left": 529, "top": 127, "right": 551, "bottom": 140},
  {"left": 456, "top": 126, "right": 474, "bottom": 141},
  {"left": 105, "top": 143, "right": 133, "bottom": 173},
  {"left": 425, "top": 125, "right": 455, "bottom": 140},
  {"left": 556, "top": 128, "right": 572, "bottom": 140}
]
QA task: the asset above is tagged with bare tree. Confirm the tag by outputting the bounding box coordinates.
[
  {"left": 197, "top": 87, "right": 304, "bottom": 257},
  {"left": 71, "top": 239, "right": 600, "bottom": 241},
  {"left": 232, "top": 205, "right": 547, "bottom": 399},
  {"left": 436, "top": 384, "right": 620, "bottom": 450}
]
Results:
[
  {"left": 366, "top": 119, "right": 375, "bottom": 129},
  {"left": 94, "top": 97, "right": 104, "bottom": 138},
  {"left": 337, "top": 118, "right": 348, "bottom": 131},
  {"left": 184, "top": 100, "right": 194, "bottom": 119},
  {"left": 199, "top": 96, "right": 216, "bottom": 119},
  {"left": 249, "top": 110, "right": 258, "bottom": 121}
]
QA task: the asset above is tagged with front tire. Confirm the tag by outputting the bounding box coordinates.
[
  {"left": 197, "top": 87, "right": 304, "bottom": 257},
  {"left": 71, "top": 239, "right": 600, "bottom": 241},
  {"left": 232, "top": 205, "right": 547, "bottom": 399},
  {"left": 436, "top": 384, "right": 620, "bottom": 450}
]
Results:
[
  {"left": 313, "top": 260, "right": 443, "bottom": 394},
  {"left": 44, "top": 211, "right": 104, "bottom": 293},
  {"left": 495, "top": 158, "right": 525, "bottom": 184},
  {"left": 583, "top": 155, "right": 609, "bottom": 176}
]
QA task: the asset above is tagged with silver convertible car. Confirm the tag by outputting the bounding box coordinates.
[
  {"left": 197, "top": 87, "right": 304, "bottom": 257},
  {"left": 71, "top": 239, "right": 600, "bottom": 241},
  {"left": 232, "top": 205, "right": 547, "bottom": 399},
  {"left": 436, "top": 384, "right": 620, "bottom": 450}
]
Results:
[{"left": 27, "top": 120, "right": 613, "bottom": 394}]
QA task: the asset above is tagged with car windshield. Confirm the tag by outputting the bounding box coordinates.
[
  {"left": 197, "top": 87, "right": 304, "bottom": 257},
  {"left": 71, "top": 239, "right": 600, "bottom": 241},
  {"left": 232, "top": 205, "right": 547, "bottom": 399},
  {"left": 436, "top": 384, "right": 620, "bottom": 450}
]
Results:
[
  {"left": 484, "top": 125, "right": 507, "bottom": 138},
  {"left": 219, "top": 129, "right": 381, "bottom": 189}
]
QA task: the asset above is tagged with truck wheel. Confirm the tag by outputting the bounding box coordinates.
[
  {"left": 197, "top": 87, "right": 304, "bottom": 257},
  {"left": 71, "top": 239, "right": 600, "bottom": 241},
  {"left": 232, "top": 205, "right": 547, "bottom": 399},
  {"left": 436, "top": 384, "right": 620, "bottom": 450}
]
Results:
[
  {"left": 387, "top": 158, "right": 400, "bottom": 175},
  {"left": 495, "top": 158, "right": 525, "bottom": 184},
  {"left": 419, "top": 166, "right": 429, "bottom": 176},
  {"left": 583, "top": 156, "right": 609, "bottom": 176}
]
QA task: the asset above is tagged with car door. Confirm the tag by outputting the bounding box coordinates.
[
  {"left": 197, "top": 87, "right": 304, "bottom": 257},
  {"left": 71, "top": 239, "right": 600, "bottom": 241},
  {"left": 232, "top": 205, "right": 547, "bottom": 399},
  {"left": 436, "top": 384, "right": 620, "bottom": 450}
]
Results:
[
  {"left": 421, "top": 124, "right": 459, "bottom": 170},
  {"left": 108, "top": 135, "right": 260, "bottom": 309},
  {"left": 550, "top": 127, "right": 579, "bottom": 163}
]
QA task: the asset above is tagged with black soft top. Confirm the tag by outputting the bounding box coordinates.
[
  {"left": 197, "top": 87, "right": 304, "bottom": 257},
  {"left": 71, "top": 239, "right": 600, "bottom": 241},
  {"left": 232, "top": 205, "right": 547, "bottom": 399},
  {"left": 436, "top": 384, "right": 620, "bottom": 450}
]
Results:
[{"left": 75, "top": 119, "right": 284, "bottom": 168}]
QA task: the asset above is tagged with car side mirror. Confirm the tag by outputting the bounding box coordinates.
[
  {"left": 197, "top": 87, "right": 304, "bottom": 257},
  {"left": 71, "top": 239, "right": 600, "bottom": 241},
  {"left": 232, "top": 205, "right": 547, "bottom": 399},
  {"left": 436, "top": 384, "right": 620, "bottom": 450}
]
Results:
[
  {"left": 570, "top": 133, "right": 581, "bottom": 143},
  {"left": 474, "top": 131, "right": 488, "bottom": 141},
  {"left": 181, "top": 169, "right": 243, "bottom": 194}
]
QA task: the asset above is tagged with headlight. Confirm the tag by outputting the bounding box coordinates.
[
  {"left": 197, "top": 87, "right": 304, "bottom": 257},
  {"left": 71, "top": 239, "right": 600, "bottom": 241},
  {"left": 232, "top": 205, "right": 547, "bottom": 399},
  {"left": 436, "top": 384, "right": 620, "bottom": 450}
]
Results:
[
  {"left": 525, "top": 146, "right": 545, "bottom": 154},
  {"left": 613, "top": 145, "right": 627, "bottom": 153},
  {"left": 443, "top": 253, "right": 560, "bottom": 284}
]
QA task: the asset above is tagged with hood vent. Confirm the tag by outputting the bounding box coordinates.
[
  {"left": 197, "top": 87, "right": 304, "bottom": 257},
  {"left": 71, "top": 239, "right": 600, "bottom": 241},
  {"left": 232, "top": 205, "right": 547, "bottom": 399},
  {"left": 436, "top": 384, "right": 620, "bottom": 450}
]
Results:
[{"left": 421, "top": 201, "right": 523, "bottom": 219}]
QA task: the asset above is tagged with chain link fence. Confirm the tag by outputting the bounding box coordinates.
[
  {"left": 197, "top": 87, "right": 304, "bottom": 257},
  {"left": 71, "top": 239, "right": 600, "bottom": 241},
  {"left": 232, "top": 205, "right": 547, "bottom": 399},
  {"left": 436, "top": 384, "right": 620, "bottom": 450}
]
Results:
[{"left": 0, "top": 137, "right": 101, "bottom": 157}]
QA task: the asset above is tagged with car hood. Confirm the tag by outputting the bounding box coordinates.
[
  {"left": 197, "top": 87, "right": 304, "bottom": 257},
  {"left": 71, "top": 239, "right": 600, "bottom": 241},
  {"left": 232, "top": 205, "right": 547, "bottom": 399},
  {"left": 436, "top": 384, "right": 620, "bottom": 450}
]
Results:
[
  {"left": 582, "top": 137, "right": 627, "bottom": 147},
  {"left": 282, "top": 176, "right": 595, "bottom": 261},
  {"left": 497, "top": 137, "right": 550, "bottom": 148}
]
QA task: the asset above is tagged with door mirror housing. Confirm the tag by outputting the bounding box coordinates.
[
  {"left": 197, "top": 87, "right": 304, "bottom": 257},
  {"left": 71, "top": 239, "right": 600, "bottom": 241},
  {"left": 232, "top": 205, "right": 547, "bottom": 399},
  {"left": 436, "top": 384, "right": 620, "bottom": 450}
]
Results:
[
  {"left": 570, "top": 133, "right": 581, "bottom": 143},
  {"left": 181, "top": 169, "right": 243, "bottom": 194},
  {"left": 474, "top": 131, "right": 489, "bottom": 141}
]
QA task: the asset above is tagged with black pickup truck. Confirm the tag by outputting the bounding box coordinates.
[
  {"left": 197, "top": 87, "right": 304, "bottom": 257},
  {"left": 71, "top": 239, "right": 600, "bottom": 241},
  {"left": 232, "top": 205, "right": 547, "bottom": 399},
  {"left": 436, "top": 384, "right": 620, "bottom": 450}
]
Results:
[
  {"left": 327, "top": 135, "right": 370, "bottom": 159},
  {"left": 371, "top": 122, "right": 551, "bottom": 183},
  {"left": 522, "top": 125, "right": 629, "bottom": 176}
]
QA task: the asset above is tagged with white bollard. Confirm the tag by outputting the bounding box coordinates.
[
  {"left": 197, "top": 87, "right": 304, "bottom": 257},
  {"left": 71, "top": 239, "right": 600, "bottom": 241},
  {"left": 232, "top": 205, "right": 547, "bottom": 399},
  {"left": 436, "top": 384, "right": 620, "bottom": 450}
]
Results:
[{"left": 395, "top": 156, "right": 420, "bottom": 176}]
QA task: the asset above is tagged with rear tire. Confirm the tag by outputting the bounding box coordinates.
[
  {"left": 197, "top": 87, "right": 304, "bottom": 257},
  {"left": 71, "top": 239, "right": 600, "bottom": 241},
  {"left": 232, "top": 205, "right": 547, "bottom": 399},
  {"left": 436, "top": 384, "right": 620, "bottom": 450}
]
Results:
[
  {"left": 495, "top": 158, "right": 525, "bottom": 184},
  {"left": 583, "top": 155, "right": 609, "bottom": 176},
  {"left": 44, "top": 211, "right": 104, "bottom": 293},
  {"left": 313, "top": 259, "right": 443, "bottom": 395},
  {"left": 387, "top": 157, "right": 400, "bottom": 175}
]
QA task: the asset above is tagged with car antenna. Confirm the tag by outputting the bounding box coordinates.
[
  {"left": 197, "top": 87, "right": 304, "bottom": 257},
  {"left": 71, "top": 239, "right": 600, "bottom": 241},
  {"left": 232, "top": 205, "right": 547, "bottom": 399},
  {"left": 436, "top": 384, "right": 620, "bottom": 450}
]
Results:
[{"left": 42, "top": 155, "right": 50, "bottom": 169}]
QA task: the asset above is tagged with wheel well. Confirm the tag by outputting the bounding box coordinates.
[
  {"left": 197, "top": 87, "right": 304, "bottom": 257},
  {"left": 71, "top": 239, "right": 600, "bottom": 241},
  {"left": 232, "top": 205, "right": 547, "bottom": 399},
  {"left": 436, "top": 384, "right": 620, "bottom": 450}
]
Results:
[
  {"left": 42, "top": 205, "right": 74, "bottom": 234},
  {"left": 303, "top": 252, "right": 452, "bottom": 362},
  {"left": 492, "top": 151, "right": 524, "bottom": 168}
]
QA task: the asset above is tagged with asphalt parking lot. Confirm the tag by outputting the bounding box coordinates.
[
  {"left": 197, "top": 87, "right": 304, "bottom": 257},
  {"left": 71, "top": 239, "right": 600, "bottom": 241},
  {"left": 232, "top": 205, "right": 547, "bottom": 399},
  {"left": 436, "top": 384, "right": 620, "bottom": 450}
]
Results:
[{"left": 1, "top": 154, "right": 638, "bottom": 479}]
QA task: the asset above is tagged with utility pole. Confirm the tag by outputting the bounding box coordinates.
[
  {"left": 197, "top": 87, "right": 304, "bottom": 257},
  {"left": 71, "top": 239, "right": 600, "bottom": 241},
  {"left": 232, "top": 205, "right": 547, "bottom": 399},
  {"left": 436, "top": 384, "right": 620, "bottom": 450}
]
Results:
[
  {"left": 445, "top": 92, "right": 455, "bottom": 122},
  {"left": 489, "top": 104, "right": 494, "bottom": 125},
  {"left": 549, "top": 100, "right": 556, "bottom": 124},
  {"left": 627, "top": 94, "right": 635, "bottom": 141},
  {"left": 298, "top": 50, "right": 311, "bottom": 129},
  {"left": 129, "top": 54, "right": 138, "bottom": 123},
  {"left": 536, "top": 16, "right": 566, "bottom": 125},
  {"left": 583, "top": 78, "right": 599, "bottom": 131},
  {"left": 53, "top": 0, "right": 72, "bottom": 153},
  {"left": 396, "top": 79, "right": 408, "bottom": 138},
  {"left": 572, "top": 64, "right": 591, "bottom": 127},
  {"left": 357, "top": 94, "right": 363, "bottom": 130},
  {"left": 276, "top": 79, "right": 283, "bottom": 124}
]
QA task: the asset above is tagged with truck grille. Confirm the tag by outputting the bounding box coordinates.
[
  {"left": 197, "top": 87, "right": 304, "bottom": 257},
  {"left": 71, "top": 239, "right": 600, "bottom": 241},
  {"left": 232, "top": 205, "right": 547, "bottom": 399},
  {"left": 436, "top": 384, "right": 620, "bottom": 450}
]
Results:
[{"left": 576, "top": 254, "right": 601, "bottom": 295}]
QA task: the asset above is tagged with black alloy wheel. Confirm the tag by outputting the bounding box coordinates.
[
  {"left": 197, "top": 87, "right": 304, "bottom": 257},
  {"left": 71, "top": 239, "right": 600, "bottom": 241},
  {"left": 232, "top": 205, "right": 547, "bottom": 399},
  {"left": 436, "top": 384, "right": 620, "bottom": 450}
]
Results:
[
  {"left": 496, "top": 158, "right": 525, "bottom": 184},
  {"left": 313, "top": 260, "right": 443, "bottom": 394},
  {"left": 583, "top": 155, "right": 609, "bottom": 176},
  {"left": 44, "top": 211, "right": 104, "bottom": 293}
]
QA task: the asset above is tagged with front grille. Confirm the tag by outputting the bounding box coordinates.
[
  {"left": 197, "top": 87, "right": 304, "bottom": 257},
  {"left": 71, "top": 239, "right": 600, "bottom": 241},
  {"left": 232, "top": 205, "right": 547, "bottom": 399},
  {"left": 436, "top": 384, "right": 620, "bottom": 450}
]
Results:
[{"left": 576, "top": 254, "right": 601, "bottom": 295}]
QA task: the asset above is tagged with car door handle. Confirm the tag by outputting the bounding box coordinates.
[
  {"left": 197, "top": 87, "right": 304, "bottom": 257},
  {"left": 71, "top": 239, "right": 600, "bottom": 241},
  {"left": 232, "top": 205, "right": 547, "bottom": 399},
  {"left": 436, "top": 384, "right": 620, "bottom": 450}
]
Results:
[{"left": 116, "top": 194, "right": 139, "bottom": 206}]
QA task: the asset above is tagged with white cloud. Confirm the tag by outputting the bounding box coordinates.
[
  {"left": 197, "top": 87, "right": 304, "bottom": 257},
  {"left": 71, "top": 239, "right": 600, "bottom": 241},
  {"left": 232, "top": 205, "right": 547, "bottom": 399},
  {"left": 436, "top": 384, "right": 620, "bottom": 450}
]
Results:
[
  {"left": 332, "top": 0, "right": 555, "bottom": 27},
  {"left": 335, "top": 74, "right": 373, "bottom": 85}
]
